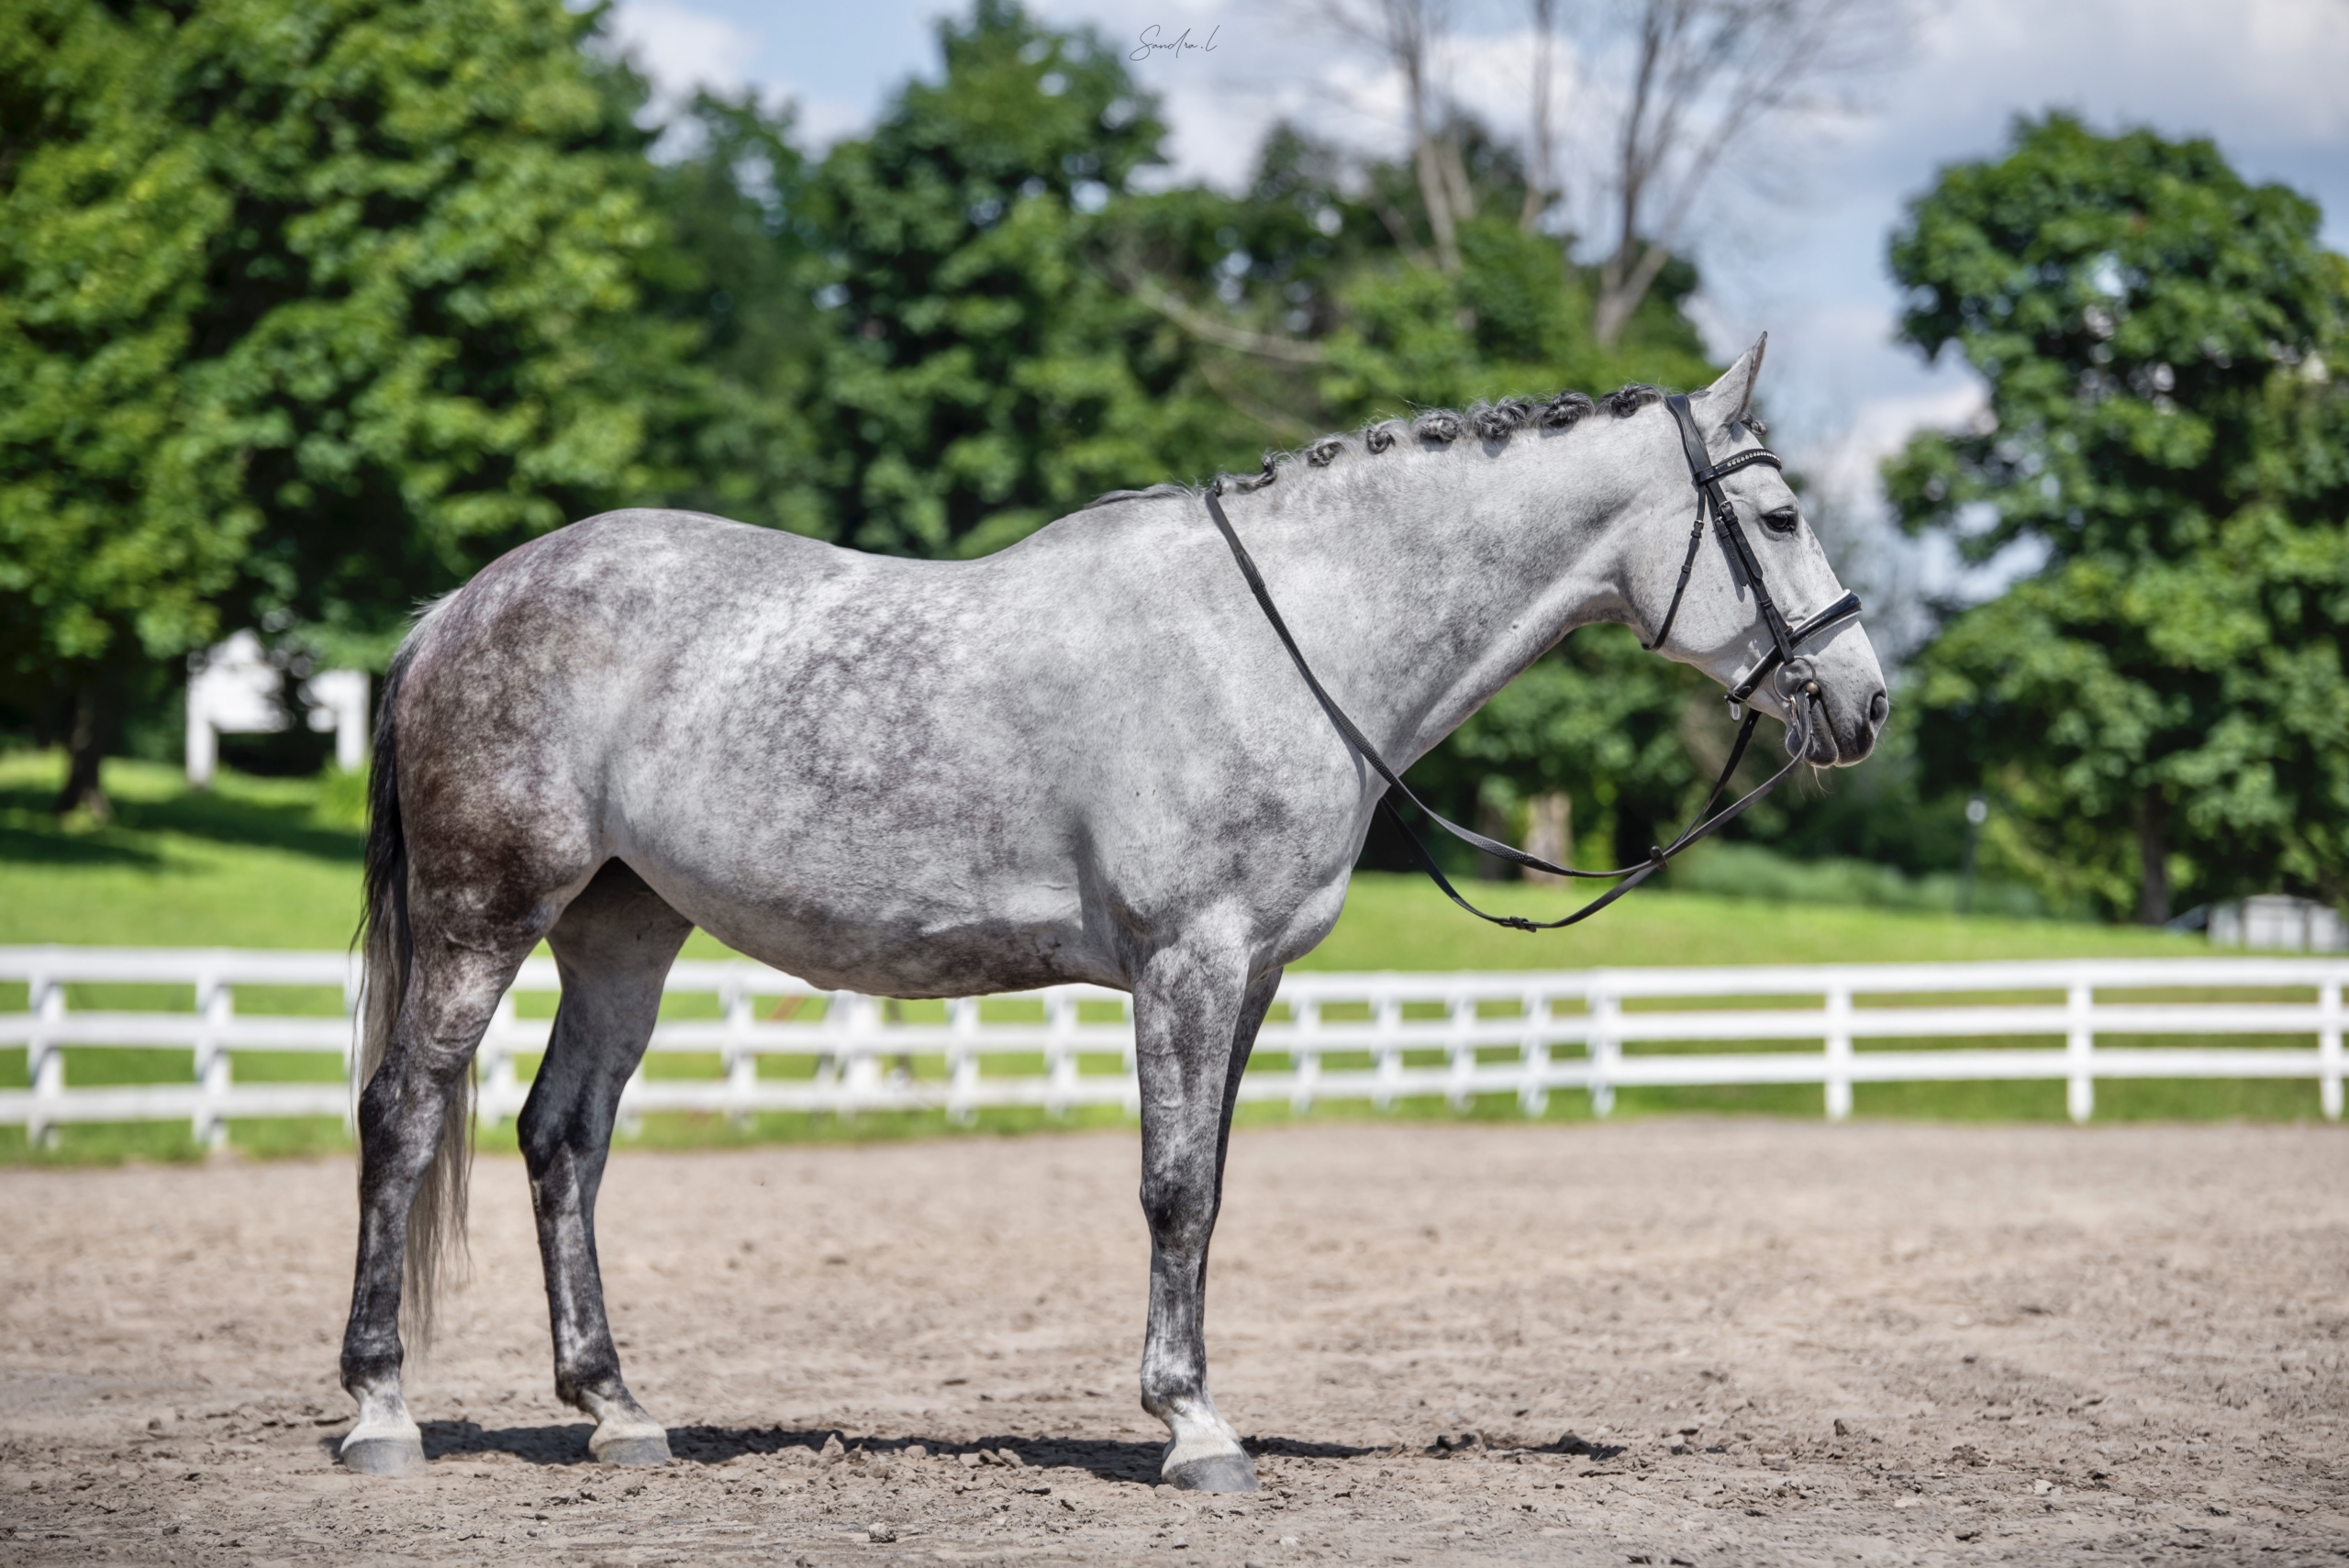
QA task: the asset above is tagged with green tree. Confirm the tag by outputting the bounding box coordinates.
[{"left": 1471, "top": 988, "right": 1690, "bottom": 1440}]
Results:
[
  {"left": 0, "top": 0, "right": 251, "bottom": 812},
  {"left": 630, "top": 89, "right": 827, "bottom": 536},
  {"left": 1887, "top": 115, "right": 2349, "bottom": 919},
  {"left": 805, "top": 0, "right": 1249, "bottom": 557},
  {"left": 1, "top": 0, "right": 689, "bottom": 809}
]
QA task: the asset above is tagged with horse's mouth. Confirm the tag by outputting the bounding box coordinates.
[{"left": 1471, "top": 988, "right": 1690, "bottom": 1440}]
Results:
[{"left": 1810, "top": 686, "right": 1888, "bottom": 766}]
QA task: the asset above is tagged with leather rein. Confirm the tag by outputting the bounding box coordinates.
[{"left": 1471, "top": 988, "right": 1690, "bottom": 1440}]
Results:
[{"left": 1202, "top": 391, "right": 1866, "bottom": 932}]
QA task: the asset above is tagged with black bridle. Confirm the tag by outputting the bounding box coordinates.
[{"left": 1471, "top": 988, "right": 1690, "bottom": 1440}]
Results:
[{"left": 1202, "top": 391, "right": 1866, "bottom": 932}]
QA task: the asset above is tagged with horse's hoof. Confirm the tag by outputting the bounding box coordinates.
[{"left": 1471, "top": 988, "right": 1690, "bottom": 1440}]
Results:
[
  {"left": 593, "top": 1433, "right": 673, "bottom": 1466},
  {"left": 1164, "top": 1452, "right": 1257, "bottom": 1493},
  {"left": 340, "top": 1436, "right": 427, "bottom": 1476}
]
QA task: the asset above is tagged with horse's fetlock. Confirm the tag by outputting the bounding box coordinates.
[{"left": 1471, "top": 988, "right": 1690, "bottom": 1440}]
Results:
[
  {"left": 556, "top": 1373, "right": 620, "bottom": 1412},
  {"left": 340, "top": 1351, "right": 402, "bottom": 1399},
  {"left": 341, "top": 1329, "right": 403, "bottom": 1375},
  {"left": 1139, "top": 1372, "right": 1206, "bottom": 1420},
  {"left": 555, "top": 1354, "right": 625, "bottom": 1410}
]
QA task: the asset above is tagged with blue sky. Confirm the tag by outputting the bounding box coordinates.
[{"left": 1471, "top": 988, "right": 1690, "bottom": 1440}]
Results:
[{"left": 606, "top": 0, "right": 2349, "bottom": 566}]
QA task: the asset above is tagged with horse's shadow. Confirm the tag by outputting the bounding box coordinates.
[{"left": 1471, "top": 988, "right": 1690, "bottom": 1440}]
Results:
[{"left": 318, "top": 1421, "right": 1388, "bottom": 1483}]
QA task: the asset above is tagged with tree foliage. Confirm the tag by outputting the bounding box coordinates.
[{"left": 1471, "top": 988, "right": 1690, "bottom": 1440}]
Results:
[
  {"left": 0, "top": 0, "right": 251, "bottom": 809},
  {"left": 2, "top": 0, "right": 1768, "bottom": 875},
  {"left": 1, "top": 0, "right": 686, "bottom": 809},
  {"left": 1887, "top": 115, "right": 2349, "bottom": 917},
  {"left": 801, "top": 1, "right": 1248, "bottom": 557}
]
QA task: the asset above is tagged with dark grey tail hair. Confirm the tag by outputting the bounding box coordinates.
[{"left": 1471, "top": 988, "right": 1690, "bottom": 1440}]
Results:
[{"left": 353, "top": 628, "right": 470, "bottom": 1350}]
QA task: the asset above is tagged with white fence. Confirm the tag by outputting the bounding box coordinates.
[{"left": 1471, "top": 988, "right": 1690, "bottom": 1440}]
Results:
[{"left": 2, "top": 947, "right": 2343, "bottom": 1147}]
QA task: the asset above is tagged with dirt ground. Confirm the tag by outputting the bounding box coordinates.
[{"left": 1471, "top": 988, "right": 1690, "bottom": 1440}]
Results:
[{"left": 3, "top": 1120, "right": 2346, "bottom": 1567}]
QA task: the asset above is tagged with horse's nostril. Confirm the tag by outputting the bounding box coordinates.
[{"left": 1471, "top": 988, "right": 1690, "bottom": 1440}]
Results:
[{"left": 1866, "top": 690, "right": 1890, "bottom": 730}]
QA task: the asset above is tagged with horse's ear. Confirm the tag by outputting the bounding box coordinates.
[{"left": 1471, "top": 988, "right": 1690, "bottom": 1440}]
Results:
[{"left": 1692, "top": 333, "right": 1767, "bottom": 436}]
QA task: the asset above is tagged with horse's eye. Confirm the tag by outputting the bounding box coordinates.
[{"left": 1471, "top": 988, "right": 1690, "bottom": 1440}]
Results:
[{"left": 1761, "top": 506, "right": 1800, "bottom": 536}]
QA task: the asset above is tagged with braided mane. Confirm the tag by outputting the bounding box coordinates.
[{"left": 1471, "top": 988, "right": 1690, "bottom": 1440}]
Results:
[{"left": 1082, "top": 383, "right": 1753, "bottom": 511}]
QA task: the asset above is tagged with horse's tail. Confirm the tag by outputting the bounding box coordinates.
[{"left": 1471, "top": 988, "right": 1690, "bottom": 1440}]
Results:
[{"left": 353, "top": 625, "right": 469, "bottom": 1350}]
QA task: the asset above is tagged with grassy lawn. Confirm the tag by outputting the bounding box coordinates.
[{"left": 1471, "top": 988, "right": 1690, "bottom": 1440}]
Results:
[
  {"left": 0, "top": 751, "right": 370, "bottom": 949},
  {"left": 1301, "top": 873, "right": 2195, "bottom": 970},
  {"left": 0, "top": 750, "right": 2327, "bottom": 1161},
  {"left": 1, "top": 750, "right": 2198, "bottom": 966}
]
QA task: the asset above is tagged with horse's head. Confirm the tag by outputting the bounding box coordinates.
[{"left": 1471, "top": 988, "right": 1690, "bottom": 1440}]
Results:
[{"left": 1624, "top": 337, "right": 1888, "bottom": 766}]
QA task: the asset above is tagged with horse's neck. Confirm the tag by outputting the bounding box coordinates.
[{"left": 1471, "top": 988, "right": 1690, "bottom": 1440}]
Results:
[{"left": 1231, "top": 439, "right": 1634, "bottom": 770}]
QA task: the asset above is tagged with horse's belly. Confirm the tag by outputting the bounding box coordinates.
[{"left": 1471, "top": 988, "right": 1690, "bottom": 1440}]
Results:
[{"left": 621, "top": 837, "right": 1113, "bottom": 998}]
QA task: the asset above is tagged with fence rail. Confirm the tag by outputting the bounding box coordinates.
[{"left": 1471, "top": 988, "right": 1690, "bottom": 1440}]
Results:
[{"left": 2, "top": 947, "right": 2343, "bottom": 1146}]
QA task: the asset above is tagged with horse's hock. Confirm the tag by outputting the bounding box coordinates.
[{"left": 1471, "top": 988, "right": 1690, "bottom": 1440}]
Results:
[{"left": 5, "top": 1120, "right": 2345, "bottom": 1564}]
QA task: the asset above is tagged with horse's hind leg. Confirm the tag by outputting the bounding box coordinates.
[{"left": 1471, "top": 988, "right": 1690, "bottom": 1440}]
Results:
[
  {"left": 1134, "top": 949, "right": 1282, "bottom": 1493},
  {"left": 342, "top": 930, "right": 543, "bottom": 1474},
  {"left": 520, "top": 861, "right": 693, "bottom": 1464}
]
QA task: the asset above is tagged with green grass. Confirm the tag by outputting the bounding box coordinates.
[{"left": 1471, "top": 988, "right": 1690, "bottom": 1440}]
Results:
[
  {"left": 0, "top": 751, "right": 365, "bottom": 949},
  {"left": 0, "top": 749, "right": 2329, "bottom": 1162},
  {"left": 1297, "top": 871, "right": 2195, "bottom": 970},
  {"left": 0, "top": 750, "right": 2198, "bottom": 966}
]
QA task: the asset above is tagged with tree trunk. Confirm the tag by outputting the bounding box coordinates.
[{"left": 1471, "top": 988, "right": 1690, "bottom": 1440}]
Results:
[
  {"left": 54, "top": 677, "right": 112, "bottom": 822},
  {"left": 1412, "top": 134, "right": 1461, "bottom": 274},
  {"left": 1520, "top": 0, "right": 1558, "bottom": 233},
  {"left": 1594, "top": 239, "right": 1674, "bottom": 348},
  {"left": 1474, "top": 792, "right": 1514, "bottom": 883},
  {"left": 2133, "top": 792, "right": 2169, "bottom": 926},
  {"left": 1520, "top": 791, "right": 1572, "bottom": 885}
]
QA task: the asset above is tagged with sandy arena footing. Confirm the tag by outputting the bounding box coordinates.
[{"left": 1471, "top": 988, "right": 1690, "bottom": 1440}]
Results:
[{"left": 3, "top": 1119, "right": 2346, "bottom": 1564}]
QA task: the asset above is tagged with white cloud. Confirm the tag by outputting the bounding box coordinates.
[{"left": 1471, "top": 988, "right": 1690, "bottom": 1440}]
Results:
[
  {"left": 1889, "top": 0, "right": 2349, "bottom": 149},
  {"left": 606, "top": 0, "right": 755, "bottom": 104},
  {"left": 792, "top": 95, "right": 881, "bottom": 151}
]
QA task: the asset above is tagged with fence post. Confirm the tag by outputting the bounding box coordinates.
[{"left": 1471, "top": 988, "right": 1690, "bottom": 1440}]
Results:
[
  {"left": 723, "top": 980, "right": 755, "bottom": 1128},
  {"left": 1290, "top": 994, "right": 1320, "bottom": 1116},
  {"left": 1518, "top": 984, "right": 1548, "bottom": 1118},
  {"left": 838, "top": 994, "right": 883, "bottom": 1116},
  {"left": 478, "top": 990, "right": 510, "bottom": 1124},
  {"left": 28, "top": 971, "right": 63, "bottom": 1150},
  {"left": 1045, "top": 989, "right": 1076, "bottom": 1118},
  {"left": 1823, "top": 982, "right": 1854, "bottom": 1122},
  {"left": 192, "top": 973, "right": 232, "bottom": 1153},
  {"left": 945, "top": 997, "right": 981, "bottom": 1124},
  {"left": 2320, "top": 978, "right": 2343, "bottom": 1123},
  {"left": 2065, "top": 979, "right": 2096, "bottom": 1124},
  {"left": 479, "top": 990, "right": 520, "bottom": 1127},
  {"left": 1372, "top": 990, "right": 1402, "bottom": 1112},
  {"left": 1437, "top": 990, "right": 1475, "bottom": 1112},
  {"left": 1589, "top": 986, "right": 1619, "bottom": 1118}
]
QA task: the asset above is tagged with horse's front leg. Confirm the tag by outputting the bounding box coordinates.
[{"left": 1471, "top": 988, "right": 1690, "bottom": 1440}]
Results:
[{"left": 1133, "top": 951, "right": 1281, "bottom": 1493}]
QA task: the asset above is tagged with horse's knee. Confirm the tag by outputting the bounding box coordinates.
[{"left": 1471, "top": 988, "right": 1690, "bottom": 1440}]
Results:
[
  {"left": 514, "top": 1097, "right": 573, "bottom": 1172},
  {"left": 1139, "top": 1169, "right": 1218, "bottom": 1255}
]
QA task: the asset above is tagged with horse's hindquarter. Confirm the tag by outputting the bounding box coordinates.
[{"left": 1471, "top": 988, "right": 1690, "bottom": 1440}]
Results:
[{"left": 522, "top": 510, "right": 1360, "bottom": 995}]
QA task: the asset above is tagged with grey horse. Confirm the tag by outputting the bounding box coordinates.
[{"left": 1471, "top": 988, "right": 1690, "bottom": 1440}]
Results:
[{"left": 338, "top": 339, "right": 1887, "bottom": 1490}]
